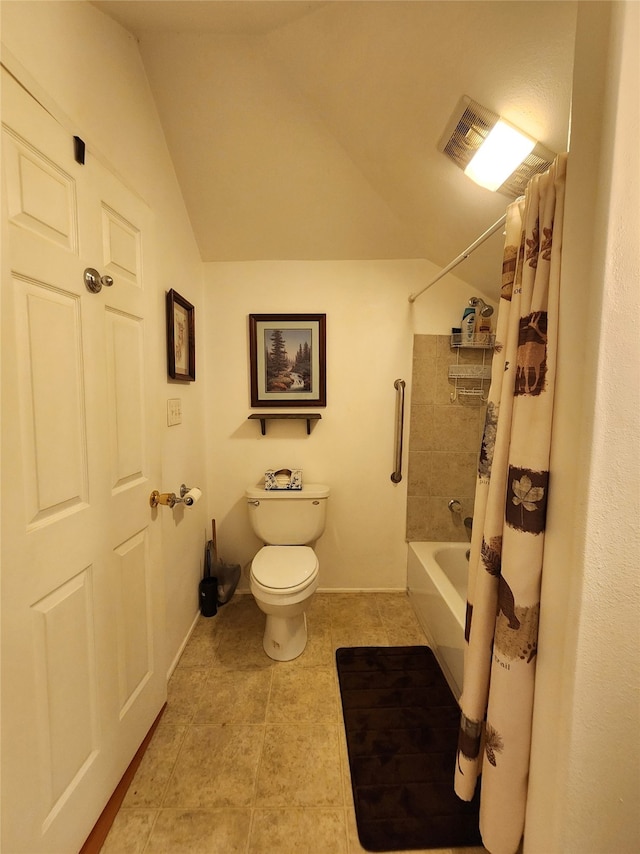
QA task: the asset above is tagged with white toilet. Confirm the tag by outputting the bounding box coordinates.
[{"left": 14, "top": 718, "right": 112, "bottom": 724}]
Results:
[{"left": 245, "top": 483, "right": 329, "bottom": 661}]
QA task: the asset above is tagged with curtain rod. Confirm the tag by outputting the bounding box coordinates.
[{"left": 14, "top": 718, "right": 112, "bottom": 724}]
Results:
[{"left": 408, "top": 212, "right": 507, "bottom": 303}]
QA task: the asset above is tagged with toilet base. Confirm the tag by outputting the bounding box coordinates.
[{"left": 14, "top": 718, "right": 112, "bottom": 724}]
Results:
[{"left": 262, "top": 611, "right": 308, "bottom": 661}]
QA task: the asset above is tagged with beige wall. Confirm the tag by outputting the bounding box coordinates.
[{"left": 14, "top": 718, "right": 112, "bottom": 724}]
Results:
[
  {"left": 202, "top": 260, "right": 487, "bottom": 591},
  {"left": 526, "top": 2, "right": 640, "bottom": 852},
  {"left": 407, "top": 335, "right": 488, "bottom": 541}
]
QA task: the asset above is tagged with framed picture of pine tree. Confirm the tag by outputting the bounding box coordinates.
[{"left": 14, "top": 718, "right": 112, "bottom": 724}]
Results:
[{"left": 249, "top": 314, "right": 326, "bottom": 407}]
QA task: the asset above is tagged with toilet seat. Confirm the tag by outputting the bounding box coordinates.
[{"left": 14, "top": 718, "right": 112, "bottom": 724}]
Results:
[{"left": 251, "top": 546, "right": 318, "bottom": 593}]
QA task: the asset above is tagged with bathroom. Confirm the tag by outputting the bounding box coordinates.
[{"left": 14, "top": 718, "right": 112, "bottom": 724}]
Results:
[{"left": 1, "top": 2, "right": 638, "bottom": 854}]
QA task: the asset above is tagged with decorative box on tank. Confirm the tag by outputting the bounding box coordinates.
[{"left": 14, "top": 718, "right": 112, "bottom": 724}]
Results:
[{"left": 264, "top": 468, "right": 303, "bottom": 490}]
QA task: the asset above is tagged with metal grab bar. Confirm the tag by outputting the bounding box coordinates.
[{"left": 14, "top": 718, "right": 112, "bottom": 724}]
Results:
[{"left": 391, "top": 379, "right": 406, "bottom": 483}]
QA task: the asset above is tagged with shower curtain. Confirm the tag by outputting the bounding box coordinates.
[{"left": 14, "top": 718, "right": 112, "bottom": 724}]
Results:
[{"left": 454, "top": 153, "right": 568, "bottom": 854}]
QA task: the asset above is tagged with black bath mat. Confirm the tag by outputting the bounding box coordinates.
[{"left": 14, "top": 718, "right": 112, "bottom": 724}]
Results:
[{"left": 336, "top": 646, "right": 482, "bottom": 851}]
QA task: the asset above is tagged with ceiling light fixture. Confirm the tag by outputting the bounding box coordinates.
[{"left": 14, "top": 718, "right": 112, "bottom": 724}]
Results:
[
  {"left": 463, "top": 119, "right": 536, "bottom": 191},
  {"left": 438, "top": 95, "right": 554, "bottom": 197}
]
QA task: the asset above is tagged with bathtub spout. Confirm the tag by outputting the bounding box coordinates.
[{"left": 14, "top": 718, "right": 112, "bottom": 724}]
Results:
[{"left": 463, "top": 517, "right": 473, "bottom": 541}]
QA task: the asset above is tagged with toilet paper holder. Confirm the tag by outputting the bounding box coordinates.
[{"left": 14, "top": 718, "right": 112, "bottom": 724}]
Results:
[{"left": 150, "top": 483, "right": 201, "bottom": 508}]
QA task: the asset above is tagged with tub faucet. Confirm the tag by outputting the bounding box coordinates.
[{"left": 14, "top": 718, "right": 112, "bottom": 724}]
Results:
[{"left": 463, "top": 516, "right": 473, "bottom": 541}]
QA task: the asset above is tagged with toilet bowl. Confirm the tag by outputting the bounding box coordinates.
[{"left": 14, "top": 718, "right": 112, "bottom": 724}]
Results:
[
  {"left": 245, "top": 483, "right": 329, "bottom": 661},
  {"left": 250, "top": 545, "right": 319, "bottom": 661}
]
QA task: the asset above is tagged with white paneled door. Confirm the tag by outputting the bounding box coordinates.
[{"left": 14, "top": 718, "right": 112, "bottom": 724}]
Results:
[{"left": 1, "top": 69, "right": 166, "bottom": 852}]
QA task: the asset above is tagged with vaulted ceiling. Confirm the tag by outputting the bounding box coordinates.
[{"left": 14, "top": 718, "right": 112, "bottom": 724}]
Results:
[{"left": 92, "top": 0, "right": 577, "bottom": 294}]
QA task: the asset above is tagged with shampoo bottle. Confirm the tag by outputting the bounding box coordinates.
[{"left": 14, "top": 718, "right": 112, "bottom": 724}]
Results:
[
  {"left": 461, "top": 307, "right": 476, "bottom": 344},
  {"left": 475, "top": 313, "right": 492, "bottom": 344}
]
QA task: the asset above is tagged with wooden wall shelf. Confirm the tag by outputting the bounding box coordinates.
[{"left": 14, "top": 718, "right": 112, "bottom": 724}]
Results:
[{"left": 248, "top": 413, "right": 321, "bottom": 435}]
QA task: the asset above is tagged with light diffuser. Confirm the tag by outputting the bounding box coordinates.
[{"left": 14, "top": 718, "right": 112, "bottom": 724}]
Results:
[{"left": 464, "top": 119, "right": 536, "bottom": 191}]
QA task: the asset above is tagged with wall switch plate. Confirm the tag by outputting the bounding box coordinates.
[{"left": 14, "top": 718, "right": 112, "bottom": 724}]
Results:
[{"left": 167, "top": 398, "right": 182, "bottom": 426}]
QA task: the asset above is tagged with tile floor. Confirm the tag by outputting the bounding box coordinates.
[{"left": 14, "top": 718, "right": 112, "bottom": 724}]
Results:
[{"left": 102, "top": 592, "right": 486, "bottom": 854}]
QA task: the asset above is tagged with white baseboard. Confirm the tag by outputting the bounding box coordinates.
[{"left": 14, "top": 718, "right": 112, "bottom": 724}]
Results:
[
  {"left": 316, "top": 587, "right": 408, "bottom": 593},
  {"left": 234, "top": 587, "right": 408, "bottom": 594},
  {"left": 166, "top": 610, "right": 200, "bottom": 680}
]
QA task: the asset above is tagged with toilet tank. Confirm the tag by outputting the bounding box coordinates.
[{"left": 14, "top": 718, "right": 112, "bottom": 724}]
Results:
[{"left": 245, "top": 483, "right": 329, "bottom": 545}]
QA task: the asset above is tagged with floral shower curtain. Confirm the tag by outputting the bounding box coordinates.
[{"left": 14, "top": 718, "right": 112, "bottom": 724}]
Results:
[{"left": 454, "top": 153, "right": 568, "bottom": 854}]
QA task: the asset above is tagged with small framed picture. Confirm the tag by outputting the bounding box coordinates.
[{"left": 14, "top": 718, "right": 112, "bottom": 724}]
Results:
[
  {"left": 249, "top": 313, "right": 326, "bottom": 407},
  {"left": 166, "top": 289, "right": 195, "bottom": 381}
]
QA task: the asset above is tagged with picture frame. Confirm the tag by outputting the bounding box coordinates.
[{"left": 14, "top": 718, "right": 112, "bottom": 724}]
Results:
[
  {"left": 249, "top": 313, "right": 326, "bottom": 407},
  {"left": 166, "top": 289, "right": 195, "bottom": 381}
]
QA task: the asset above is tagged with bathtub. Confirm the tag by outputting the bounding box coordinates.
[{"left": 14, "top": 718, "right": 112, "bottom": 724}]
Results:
[{"left": 407, "top": 541, "right": 468, "bottom": 699}]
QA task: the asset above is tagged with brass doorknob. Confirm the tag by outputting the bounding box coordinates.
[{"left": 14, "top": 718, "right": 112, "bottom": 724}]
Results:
[{"left": 149, "top": 490, "right": 177, "bottom": 508}]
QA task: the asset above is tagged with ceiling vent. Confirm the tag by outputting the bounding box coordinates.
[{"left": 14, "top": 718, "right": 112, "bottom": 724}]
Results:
[{"left": 438, "top": 95, "right": 555, "bottom": 198}]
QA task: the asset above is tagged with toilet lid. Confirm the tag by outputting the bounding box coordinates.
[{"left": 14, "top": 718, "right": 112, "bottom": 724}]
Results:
[{"left": 252, "top": 546, "right": 317, "bottom": 589}]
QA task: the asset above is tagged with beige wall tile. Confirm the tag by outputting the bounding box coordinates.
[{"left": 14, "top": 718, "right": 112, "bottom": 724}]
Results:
[
  {"left": 408, "top": 405, "right": 435, "bottom": 452},
  {"left": 411, "top": 369, "right": 437, "bottom": 405},
  {"left": 434, "top": 369, "right": 456, "bottom": 406},
  {"left": 430, "top": 452, "right": 477, "bottom": 496},
  {"left": 412, "top": 335, "right": 438, "bottom": 405},
  {"left": 406, "top": 334, "right": 488, "bottom": 540},
  {"left": 433, "top": 406, "right": 483, "bottom": 453},
  {"left": 406, "top": 496, "right": 431, "bottom": 541},
  {"left": 423, "top": 496, "right": 471, "bottom": 541},
  {"left": 407, "top": 451, "right": 430, "bottom": 496},
  {"left": 413, "top": 334, "right": 437, "bottom": 361}
]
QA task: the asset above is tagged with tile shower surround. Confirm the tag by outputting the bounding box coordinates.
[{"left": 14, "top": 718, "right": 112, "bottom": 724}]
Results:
[
  {"left": 101, "top": 593, "right": 487, "bottom": 854},
  {"left": 406, "top": 335, "right": 488, "bottom": 542}
]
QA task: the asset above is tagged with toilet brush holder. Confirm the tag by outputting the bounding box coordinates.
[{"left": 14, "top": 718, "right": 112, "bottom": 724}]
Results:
[{"left": 199, "top": 575, "right": 218, "bottom": 618}]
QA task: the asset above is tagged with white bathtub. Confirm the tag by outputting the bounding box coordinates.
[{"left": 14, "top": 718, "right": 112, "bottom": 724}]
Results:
[{"left": 407, "top": 541, "right": 468, "bottom": 699}]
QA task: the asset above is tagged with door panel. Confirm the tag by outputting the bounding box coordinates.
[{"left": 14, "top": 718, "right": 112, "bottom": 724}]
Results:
[
  {"left": 3, "top": 124, "right": 79, "bottom": 251},
  {"left": 105, "top": 309, "right": 146, "bottom": 490},
  {"left": 114, "top": 529, "right": 153, "bottom": 714},
  {"left": 32, "top": 569, "right": 99, "bottom": 816},
  {"left": 102, "top": 203, "right": 141, "bottom": 285},
  {"left": 1, "top": 67, "right": 165, "bottom": 853},
  {"left": 15, "top": 277, "right": 89, "bottom": 526}
]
